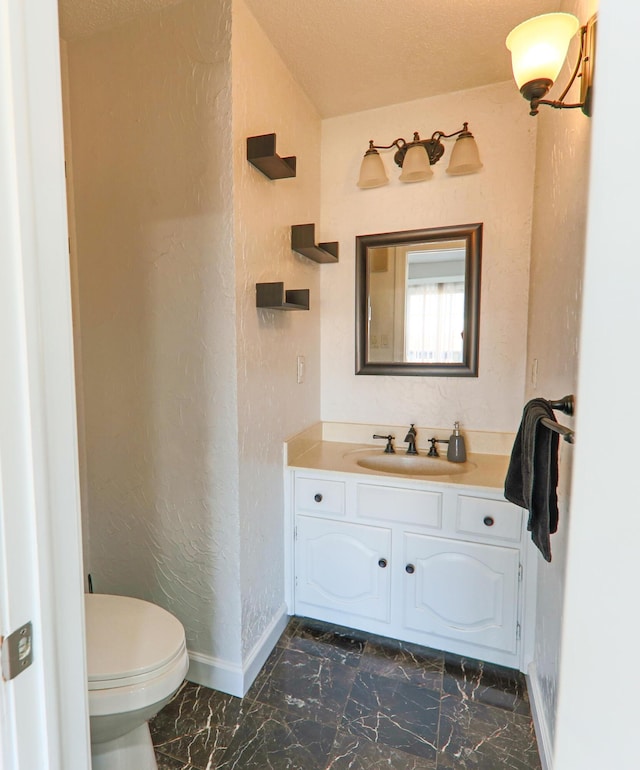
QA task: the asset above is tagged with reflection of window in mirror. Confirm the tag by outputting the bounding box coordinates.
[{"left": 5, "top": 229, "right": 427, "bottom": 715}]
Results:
[
  {"left": 367, "top": 240, "right": 466, "bottom": 364},
  {"left": 403, "top": 240, "right": 466, "bottom": 363}
]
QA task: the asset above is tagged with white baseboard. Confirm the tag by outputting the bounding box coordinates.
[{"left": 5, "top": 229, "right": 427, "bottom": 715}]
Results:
[
  {"left": 187, "top": 650, "right": 244, "bottom": 697},
  {"left": 527, "top": 662, "right": 554, "bottom": 770},
  {"left": 241, "top": 603, "right": 289, "bottom": 693},
  {"left": 186, "top": 604, "right": 289, "bottom": 698}
]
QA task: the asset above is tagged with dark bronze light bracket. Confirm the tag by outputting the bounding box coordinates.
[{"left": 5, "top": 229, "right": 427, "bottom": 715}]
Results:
[
  {"left": 523, "top": 14, "right": 596, "bottom": 117},
  {"left": 365, "top": 123, "right": 475, "bottom": 167}
]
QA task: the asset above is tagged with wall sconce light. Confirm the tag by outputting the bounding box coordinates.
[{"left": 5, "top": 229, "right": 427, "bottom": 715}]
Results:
[
  {"left": 506, "top": 13, "right": 597, "bottom": 117},
  {"left": 357, "top": 123, "right": 482, "bottom": 189}
]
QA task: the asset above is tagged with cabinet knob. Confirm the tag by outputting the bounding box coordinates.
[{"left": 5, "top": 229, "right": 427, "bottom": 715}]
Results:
[
  {"left": 483, "top": 516, "right": 495, "bottom": 527},
  {"left": 378, "top": 558, "right": 388, "bottom": 568},
  {"left": 405, "top": 564, "right": 415, "bottom": 574},
  {"left": 314, "top": 493, "right": 323, "bottom": 503}
]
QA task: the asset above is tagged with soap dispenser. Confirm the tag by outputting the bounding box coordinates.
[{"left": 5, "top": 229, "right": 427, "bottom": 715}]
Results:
[{"left": 447, "top": 421, "right": 467, "bottom": 463}]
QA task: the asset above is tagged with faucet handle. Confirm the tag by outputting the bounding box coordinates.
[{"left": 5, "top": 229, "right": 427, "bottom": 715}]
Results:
[
  {"left": 373, "top": 434, "right": 395, "bottom": 454},
  {"left": 427, "top": 438, "right": 439, "bottom": 457}
]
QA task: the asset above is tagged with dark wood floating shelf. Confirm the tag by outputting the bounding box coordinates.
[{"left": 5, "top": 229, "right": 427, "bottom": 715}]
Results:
[
  {"left": 291, "top": 223, "right": 339, "bottom": 263},
  {"left": 247, "top": 133, "right": 296, "bottom": 180},
  {"left": 256, "top": 282, "right": 309, "bottom": 311}
]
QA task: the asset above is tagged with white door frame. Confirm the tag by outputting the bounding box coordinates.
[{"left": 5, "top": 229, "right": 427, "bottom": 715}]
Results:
[
  {"left": 0, "top": 0, "right": 90, "bottom": 767},
  {"left": 554, "top": 3, "right": 640, "bottom": 768}
]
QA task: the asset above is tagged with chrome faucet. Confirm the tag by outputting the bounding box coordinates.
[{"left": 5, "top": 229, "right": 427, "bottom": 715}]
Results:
[{"left": 404, "top": 424, "right": 418, "bottom": 455}]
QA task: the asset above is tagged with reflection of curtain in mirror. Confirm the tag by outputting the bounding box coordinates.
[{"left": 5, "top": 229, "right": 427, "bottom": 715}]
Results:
[{"left": 405, "top": 282, "right": 464, "bottom": 362}]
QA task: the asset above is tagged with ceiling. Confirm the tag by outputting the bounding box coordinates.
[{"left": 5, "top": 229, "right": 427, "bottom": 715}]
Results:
[{"left": 57, "top": 0, "right": 559, "bottom": 117}]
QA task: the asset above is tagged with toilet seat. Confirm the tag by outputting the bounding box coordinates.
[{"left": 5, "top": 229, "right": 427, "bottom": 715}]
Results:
[
  {"left": 89, "top": 642, "right": 188, "bottom": 691},
  {"left": 86, "top": 594, "right": 187, "bottom": 691}
]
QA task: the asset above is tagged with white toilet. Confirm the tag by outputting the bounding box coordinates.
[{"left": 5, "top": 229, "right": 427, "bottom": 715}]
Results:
[{"left": 85, "top": 593, "right": 189, "bottom": 770}]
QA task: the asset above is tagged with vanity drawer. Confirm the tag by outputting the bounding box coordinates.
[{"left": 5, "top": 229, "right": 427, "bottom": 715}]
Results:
[
  {"left": 357, "top": 483, "right": 442, "bottom": 529},
  {"left": 295, "top": 476, "right": 345, "bottom": 517},
  {"left": 456, "top": 496, "right": 522, "bottom": 542}
]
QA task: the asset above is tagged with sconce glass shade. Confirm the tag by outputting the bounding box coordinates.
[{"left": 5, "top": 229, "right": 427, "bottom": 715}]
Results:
[
  {"left": 446, "top": 134, "right": 483, "bottom": 176},
  {"left": 398, "top": 144, "right": 433, "bottom": 183},
  {"left": 506, "top": 12, "right": 579, "bottom": 91},
  {"left": 357, "top": 149, "right": 388, "bottom": 188}
]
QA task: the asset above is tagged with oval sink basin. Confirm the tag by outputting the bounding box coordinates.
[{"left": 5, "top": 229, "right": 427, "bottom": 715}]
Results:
[{"left": 355, "top": 453, "right": 474, "bottom": 476}]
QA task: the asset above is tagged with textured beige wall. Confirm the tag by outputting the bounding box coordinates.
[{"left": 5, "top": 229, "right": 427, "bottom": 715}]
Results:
[
  {"left": 527, "top": 0, "right": 596, "bottom": 752},
  {"left": 66, "top": 0, "right": 323, "bottom": 672},
  {"left": 320, "top": 81, "right": 537, "bottom": 433},
  {"left": 66, "top": 0, "right": 243, "bottom": 663},
  {"left": 60, "top": 39, "right": 92, "bottom": 577},
  {"left": 231, "top": 0, "right": 322, "bottom": 657}
]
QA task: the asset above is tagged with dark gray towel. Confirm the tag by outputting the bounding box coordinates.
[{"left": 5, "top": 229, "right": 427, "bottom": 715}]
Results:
[{"left": 505, "top": 398, "right": 559, "bottom": 562}]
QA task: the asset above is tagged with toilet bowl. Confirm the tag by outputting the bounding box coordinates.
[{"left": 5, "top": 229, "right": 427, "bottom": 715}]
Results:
[{"left": 85, "top": 593, "right": 189, "bottom": 770}]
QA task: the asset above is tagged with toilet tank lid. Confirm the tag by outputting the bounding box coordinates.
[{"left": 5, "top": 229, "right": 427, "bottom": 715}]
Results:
[{"left": 85, "top": 594, "right": 186, "bottom": 684}]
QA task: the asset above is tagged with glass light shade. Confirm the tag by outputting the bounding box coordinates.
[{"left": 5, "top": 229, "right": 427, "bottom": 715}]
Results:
[
  {"left": 398, "top": 144, "right": 433, "bottom": 183},
  {"left": 357, "top": 150, "right": 388, "bottom": 188},
  {"left": 506, "top": 12, "right": 579, "bottom": 90},
  {"left": 446, "top": 135, "right": 483, "bottom": 176}
]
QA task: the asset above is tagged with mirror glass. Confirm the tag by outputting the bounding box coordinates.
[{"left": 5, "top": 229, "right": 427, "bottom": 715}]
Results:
[{"left": 356, "top": 223, "right": 482, "bottom": 376}]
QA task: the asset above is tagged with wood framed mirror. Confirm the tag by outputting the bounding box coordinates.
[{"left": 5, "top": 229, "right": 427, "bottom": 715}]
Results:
[{"left": 356, "top": 223, "right": 482, "bottom": 376}]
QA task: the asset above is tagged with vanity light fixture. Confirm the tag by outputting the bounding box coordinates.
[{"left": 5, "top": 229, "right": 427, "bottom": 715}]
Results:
[
  {"left": 506, "top": 13, "right": 597, "bottom": 117},
  {"left": 357, "top": 123, "right": 482, "bottom": 189}
]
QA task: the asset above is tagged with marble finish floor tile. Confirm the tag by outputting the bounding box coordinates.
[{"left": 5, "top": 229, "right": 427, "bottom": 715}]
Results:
[
  {"left": 152, "top": 617, "right": 541, "bottom": 769},
  {"left": 216, "top": 700, "right": 337, "bottom": 770},
  {"left": 326, "top": 731, "right": 437, "bottom": 769},
  {"left": 285, "top": 618, "right": 366, "bottom": 667},
  {"left": 244, "top": 644, "right": 285, "bottom": 701},
  {"left": 150, "top": 681, "right": 245, "bottom": 768},
  {"left": 342, "top": 671, "right": 441, "bottom": 760},
  {"left": 443, "top": 654, "right": 530, "bottom": 716},
  {"left": 252, "top": 646, "right": 358, "bottom": 725},
  {"left": 155, "top": 753, "right": 199, "bottom": 770},
  {"left": 359, "top": 635, "right": 444, "bottom": 690},
  {"left": 437, "top": 694, "right": 541, "bottom": 769}
]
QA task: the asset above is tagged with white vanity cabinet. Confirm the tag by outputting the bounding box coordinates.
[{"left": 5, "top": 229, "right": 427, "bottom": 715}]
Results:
[
  {"left": 295, "top": 516, "right": 392, "bottom": 623},
  {"left": 402, "top": 533, "right": 520, "bottom": 654},
  {"left": 291, "top": 469, "right": 534, "bottom": 671}
]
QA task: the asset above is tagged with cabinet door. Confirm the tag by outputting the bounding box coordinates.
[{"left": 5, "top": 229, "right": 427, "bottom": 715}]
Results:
[
  {"left": 403, "top": 533, "right": 519, "bottom": 654},
  {"left": 295, "top": 515, "right": 392, "bottom": 623}
]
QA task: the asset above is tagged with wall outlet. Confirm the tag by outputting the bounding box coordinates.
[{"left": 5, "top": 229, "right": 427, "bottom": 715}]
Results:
[
  {"left": 531, "top": 358, "right": 538, "bottom": 388},
  {"left": 297, "top": 355, "right": 305, "bottom": 384}
]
